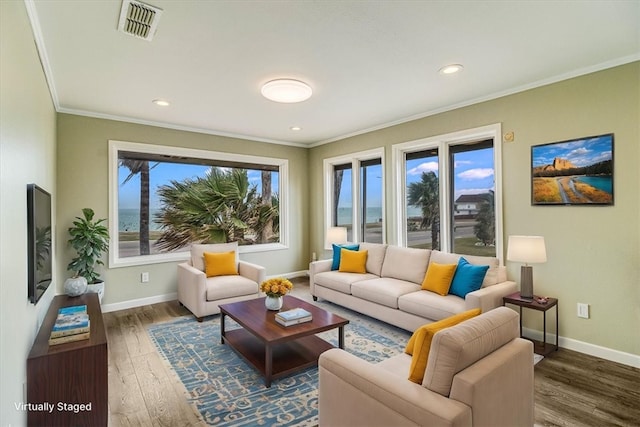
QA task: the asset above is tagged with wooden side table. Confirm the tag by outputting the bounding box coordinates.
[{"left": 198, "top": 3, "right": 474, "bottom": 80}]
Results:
[{"left": 503, "top": 292, "right": 558, "bottom": 356}]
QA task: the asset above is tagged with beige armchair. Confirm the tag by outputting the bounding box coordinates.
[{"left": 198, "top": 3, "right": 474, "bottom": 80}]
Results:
[
  {"left": 177, "top": 242, "right": 265, "bottom": 321},
  {"left": 318, "top": 307, "right": 534, "bottom": 427}
]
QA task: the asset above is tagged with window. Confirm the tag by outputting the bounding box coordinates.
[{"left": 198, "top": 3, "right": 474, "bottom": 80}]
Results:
[
  {"left": 324, "top": 148, "right": 385, "bottom": 247},
  {"left": 393, "top": 124, "right": 503, "bottom": 260},
  {"left": 109, "top": 140, "right": 288, "bottom": 267}
]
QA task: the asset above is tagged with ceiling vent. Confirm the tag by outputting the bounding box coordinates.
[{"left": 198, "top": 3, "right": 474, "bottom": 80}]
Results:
[{"left": 118, "top": 0, "right": 163, "bottom": 41}]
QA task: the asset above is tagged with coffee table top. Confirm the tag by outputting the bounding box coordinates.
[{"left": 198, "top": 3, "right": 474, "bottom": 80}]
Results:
[{"left": 219, "top": 295, "right": 349, "bottom": 344}]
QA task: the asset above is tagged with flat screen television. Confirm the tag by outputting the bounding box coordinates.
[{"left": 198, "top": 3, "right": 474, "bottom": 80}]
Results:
[{"left": 27, "top": 184, "right": 52, "bottom": 304}]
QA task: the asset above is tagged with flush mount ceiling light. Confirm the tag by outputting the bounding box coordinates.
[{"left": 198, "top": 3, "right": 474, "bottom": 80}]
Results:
[
  {"left": 290, "top": 126, "right": 302, "bottom": 131},
  {"left": 439, "top": 64, "right": 464, "bottom": 75},
  {"left": 152, "top": 99, "right": 170, "bottom": 106},
  {"left": 261, "top": 79, "right": 312, "bottom": 103}
]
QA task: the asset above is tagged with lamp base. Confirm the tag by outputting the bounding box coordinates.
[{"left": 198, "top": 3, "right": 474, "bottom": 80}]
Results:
[{"left": 520, "top": 266, "right": 534, "bottom": 299}]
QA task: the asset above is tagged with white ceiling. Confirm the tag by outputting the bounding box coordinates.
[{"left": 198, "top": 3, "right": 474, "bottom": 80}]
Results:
[{"left": 29, "top": 0, "right": 640, "bottom": 146}]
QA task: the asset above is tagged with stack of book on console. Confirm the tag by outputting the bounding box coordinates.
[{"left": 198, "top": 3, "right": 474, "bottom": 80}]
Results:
[
  {"left": 49, "top": 305, "right": 90, "bottom": 346},
  {"left": 275, "top": 307, "right": 312, "bottom": 327}
]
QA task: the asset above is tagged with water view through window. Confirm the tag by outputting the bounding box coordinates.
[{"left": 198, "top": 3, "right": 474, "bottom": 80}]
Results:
[{"left": 117, "top": 153, "right": 280, "bottom": 258}]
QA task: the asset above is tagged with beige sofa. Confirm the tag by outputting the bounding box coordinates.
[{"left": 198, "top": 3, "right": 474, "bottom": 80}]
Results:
[
  {"left": 318, "top": 307, "right": 534, "bottom": 427},
  {"left": 310, "top": 243, "right": 517, "bottom": 332}
]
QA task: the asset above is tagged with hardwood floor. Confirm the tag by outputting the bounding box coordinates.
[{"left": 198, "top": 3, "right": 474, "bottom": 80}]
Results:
[{"left": 104, "top": 282, "right": 640, "bottom": 426}]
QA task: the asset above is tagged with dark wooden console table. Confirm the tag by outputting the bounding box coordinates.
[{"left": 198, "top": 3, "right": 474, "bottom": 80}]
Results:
[{"left": 27, "top": 293, "right": 108, "bottom": 426}]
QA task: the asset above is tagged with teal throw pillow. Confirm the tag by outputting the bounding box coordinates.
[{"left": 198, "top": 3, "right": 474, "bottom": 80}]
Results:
[
  {"left": 331, "top": 243, "right": 359, "bottom": 270},
  {"left": 449, "top": 257, "right": 490, "bottom": 298}
]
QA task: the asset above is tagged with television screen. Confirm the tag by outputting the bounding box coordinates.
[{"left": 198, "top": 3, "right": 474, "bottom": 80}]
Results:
[
  {"left": 27, "top": 184, "right": 52, "bottom": 304},
  {"left": 531, "top": 133, "right": 614, "bottom": 205}
]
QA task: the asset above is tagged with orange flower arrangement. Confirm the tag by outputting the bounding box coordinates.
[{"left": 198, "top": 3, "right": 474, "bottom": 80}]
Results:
[{"left": 260, "top": 277, "right": 293, "bottom": 298}]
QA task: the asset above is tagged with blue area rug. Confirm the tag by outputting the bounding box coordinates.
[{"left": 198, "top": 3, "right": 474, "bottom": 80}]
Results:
[{"left": 147, "top": 301, "right": 411, "bottom": 426}]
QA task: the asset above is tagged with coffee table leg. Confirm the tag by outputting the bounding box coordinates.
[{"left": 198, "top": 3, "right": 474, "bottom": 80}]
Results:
[
  {"left": 220, "top": 313, "right": 226, "bottom": 345},
  {"left": 339, "top": 326, "right": 345, "bottom": 349},
  {"left": 265, "top": 345, "right": 272, "bottom": 388}
]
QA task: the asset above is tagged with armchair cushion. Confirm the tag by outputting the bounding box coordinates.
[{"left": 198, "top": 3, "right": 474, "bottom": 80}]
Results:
[
  {"left": 204, "top": 251, "right": 238, "bottom": 277},
  {"left": 405, "top": 308, "right": 481, "bottom": 384},
  {"left": 422, "top": 306, "right": 519, "bottom": 396},
  {"left": 191, "top": 242, "right": 238, "bottom": 272}
]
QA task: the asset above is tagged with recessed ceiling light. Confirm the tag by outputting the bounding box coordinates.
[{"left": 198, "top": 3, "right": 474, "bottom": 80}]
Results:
[
  {"left": 290, "top": 126, "right": 302, "bottom": 131},
  {"left": 439, "top": 64, "right": 464, "bottom": 75},
  {"left": 152, "top": 99, "right": 170, "bottom": 106},
  {"left": 261, "top": 79, "right": 312, "bottom": 103}
]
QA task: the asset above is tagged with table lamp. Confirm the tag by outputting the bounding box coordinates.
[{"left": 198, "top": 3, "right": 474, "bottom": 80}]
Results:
[
  {"left": 507, "top": 235, "right": 547, "bottom": 299},
  {"left": 325, "top": 226, "right": 347, "bottom": 248}
]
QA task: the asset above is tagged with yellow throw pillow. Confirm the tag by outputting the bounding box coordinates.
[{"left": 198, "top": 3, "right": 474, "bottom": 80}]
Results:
[
  {"left": 421, "top": 262, "right": 458, "bottom": 296},
  {"left": 203, "top": 251, "right": 238, "bottom": 277},
  {"left": 338, "top": 249, "right": 368, "bottom": 274},
  {"left": 405, "top": 308, "right": 481, "bottom": 384}
]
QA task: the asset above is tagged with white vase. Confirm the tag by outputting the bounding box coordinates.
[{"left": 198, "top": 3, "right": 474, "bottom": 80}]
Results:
[
  {"left": 265, "top": 296, "right": 283, "bottom": 311},
  {"left": 64, "top": 276, "right": 87, "bottom": 297},
  {"left": 86, "top": 281, "right": 105, "bottom": 304}
]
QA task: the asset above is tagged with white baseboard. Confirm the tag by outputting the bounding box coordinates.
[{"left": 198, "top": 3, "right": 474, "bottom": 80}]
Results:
[
  {"left": 100, "top": 271, "right": 309, "bottom": 314},
  {"left": 101, "top": 292, "right": 178, "bottom": 313},
  {"left": 100, "top": 278, "right": 639, "bottom": 369},
  {"left": 522, "top": 327, "right": 640, "bottom": 368}
]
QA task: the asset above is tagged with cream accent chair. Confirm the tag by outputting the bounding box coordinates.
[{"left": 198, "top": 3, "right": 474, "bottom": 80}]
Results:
[
  {"left": 318, "top": 307, "right": 534, "bottom": 427},
  {"left": 177, "top": 242, "right": 265, "bottom": 322}
]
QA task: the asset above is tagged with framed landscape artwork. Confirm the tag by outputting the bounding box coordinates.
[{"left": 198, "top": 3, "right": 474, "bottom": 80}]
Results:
[{"left": 531, "top": 133, "right": 614, "bottom": 205}]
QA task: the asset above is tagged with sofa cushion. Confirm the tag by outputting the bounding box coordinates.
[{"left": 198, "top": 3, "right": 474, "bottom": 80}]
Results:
[
  {"left": 339, "top": 249, "right": 368, "bottom": 273},
  {"left": 398, "top": 290, "right": 467, "bottom": 321},
  {"left": 405, "top": 309, "right": 481, "bottom": 384},
  {"left": 381, "top": 246, "right": 431, "bottom": 285},
  {"left": 204, "top": 251, "right": 238, "bottom": 277},
  {"left": 449, "top": 257, "right": 489, "bottom": 298},
  {"left": 421, "top": 262, "right": 457, "bottom": 296},
  {"left": 429, "top": 250, "right": 499, "bottom": 287},
  {"left": 359, "top": 242, "right": 387, "bottom": 276},
  {"left": 205, "top": 275, "right": 259, "bottom": 301},
  {"left": 191, "top": 242, "right": 238, "bottom": 272},
  {"left": 351, "top": 278, "right": 421, "bottom": 309},
  {"left": 331, "top": 243, "right": 360, "bottom": 270},
  {"left": 314, "top": 271, "right": 377, "bottom": 294},
  {"left": 422, "top": 306, "right": 519, "bottom": 396}
]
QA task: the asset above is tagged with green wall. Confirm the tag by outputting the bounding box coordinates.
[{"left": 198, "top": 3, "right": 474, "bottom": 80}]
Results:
[
  {"left": 309, "top": 63, "right": 640, "bottom": 358},
  {"left": 0, "top": 2, "right": 57, "bottom": 425},
  {"left": 56, "top": 115, "right": 309, "bottom": 306}
]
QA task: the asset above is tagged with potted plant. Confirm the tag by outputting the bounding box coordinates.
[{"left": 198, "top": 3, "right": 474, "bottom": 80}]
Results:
[{"left": 65, "top": 208, "right": 109, "bottom": 301}]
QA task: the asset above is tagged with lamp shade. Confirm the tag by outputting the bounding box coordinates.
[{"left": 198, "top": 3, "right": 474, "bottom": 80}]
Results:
[
  {"left": 507, "top": 235, "right": 547, "bottom": 264},
  {"left": 325, "top": 226, "right": 347, "bottom": 247}
]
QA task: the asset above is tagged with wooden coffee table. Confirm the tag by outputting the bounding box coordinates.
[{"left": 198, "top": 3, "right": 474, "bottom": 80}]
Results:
[{"left": 219, "top": 295, "right": 349, "bottom": 387}]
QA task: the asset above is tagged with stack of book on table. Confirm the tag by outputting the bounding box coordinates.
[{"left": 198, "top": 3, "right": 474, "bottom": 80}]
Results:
[
  {"left": 275, "top": 307, "right": 312, "bottom": 327},
  {"left": 49, "top": 305, "right": 90, "bottom": 346}
]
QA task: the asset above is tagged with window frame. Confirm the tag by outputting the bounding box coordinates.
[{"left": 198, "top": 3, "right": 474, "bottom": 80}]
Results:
[
  {"left": 323, "top": 147, "right": 385, "bottom": 249},
  {"left": 108, "top": 140, "right": 289, "bottom": 268},
  {"left": 391, "top": 124, "right": 504, "bottom": 262}
]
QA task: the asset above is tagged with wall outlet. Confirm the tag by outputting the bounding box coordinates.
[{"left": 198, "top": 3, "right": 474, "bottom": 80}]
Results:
[
  {"left": 577, "top": 303, "right": 590, "bottom": 319},
  {"left": 141, "top": 272, "right": 149, "bottom": 283}
]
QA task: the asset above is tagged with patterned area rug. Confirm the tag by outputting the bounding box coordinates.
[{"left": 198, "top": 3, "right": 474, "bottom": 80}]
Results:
[{"left": 147, "top": 301, "right": 411, "bottom": 426}]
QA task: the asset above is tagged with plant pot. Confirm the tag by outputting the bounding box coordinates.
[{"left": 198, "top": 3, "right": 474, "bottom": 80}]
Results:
[
  {"left": 86, "top": 281, "right": 105, "bottom": 304},
  {"left": 265, "top": 296, "right": 283, "bottom": 311},
  {"left": 64, "top": 276, "right": 87, "bottom": 297}
]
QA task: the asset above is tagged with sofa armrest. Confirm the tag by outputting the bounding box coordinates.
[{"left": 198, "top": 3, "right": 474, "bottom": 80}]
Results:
[
  {"left": 309, "top": 259, "right": 332, "bottom": 295},
  {"left": 238, "top": 260, "right": 266, "bottom": 284},
  {"left": 177, "top": 262, "right": 207, "bottom": 316},
  {"left": 464, "top": 281, "right": 518, "bottom": 313},
  {"left": 319, "top": 349, "right": 471, "bottom": 427}
]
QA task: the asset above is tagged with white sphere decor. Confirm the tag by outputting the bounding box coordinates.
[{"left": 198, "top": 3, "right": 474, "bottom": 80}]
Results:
[{"left": 64, "top": 276, "right": 88, "bottom": 297}]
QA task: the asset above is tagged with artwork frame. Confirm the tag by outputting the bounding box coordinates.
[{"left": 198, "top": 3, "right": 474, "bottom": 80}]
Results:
[{"left": 531, "top": 133, "right": 614, "bottom": 206}]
